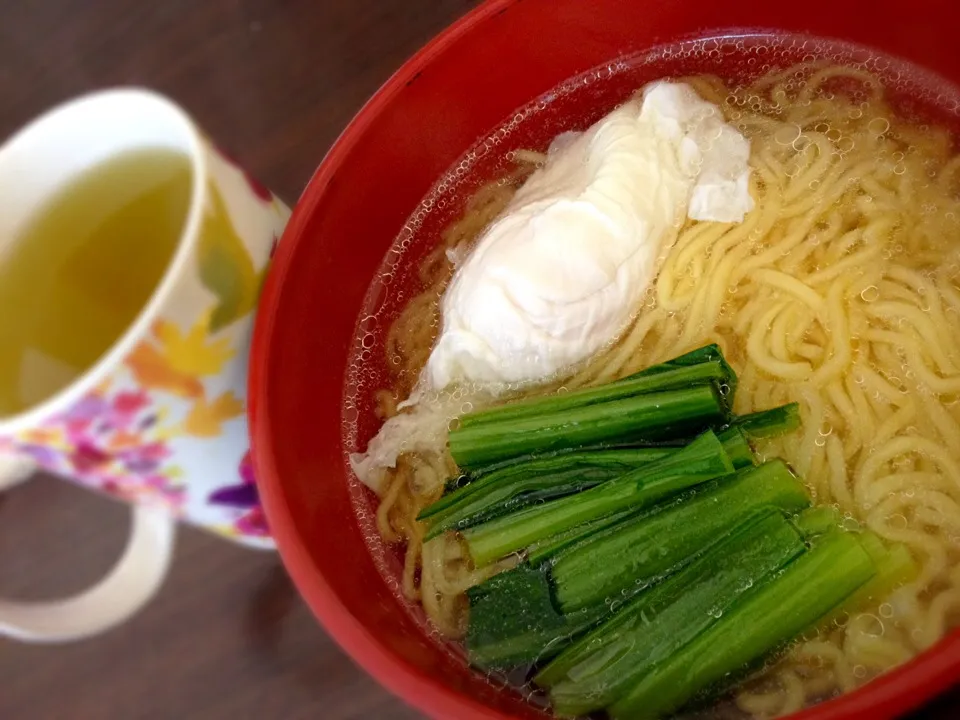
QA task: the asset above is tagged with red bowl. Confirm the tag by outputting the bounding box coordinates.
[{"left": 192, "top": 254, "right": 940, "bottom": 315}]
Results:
[{"left": 249, "top": 1, "right": 960, "bottom": 718}]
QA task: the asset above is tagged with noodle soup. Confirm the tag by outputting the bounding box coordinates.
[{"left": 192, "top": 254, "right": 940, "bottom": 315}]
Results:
[{"left": 345, "top": 33, "right": 960, "bottom": 719}]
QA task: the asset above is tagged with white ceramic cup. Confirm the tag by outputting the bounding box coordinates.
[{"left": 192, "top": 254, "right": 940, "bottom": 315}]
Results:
[{"left": 0, "top": 89, "right": 290, "bottom": 642}]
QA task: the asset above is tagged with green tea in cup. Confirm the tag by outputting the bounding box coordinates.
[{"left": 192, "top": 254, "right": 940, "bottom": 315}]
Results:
[{"left": 0, "top": 148, "right": 191, "bottom": 415}]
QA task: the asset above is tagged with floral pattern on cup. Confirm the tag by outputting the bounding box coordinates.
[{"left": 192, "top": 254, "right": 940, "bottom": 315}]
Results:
[
  {"left": 0, "top": 380, "right": 187, "bottom": 513},
  {"left": 208, "top": 450, "right": 270, "bottom": 538}
]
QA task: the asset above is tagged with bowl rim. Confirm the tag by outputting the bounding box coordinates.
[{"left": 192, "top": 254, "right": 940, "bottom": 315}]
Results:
[
  {"left": 250, "top": 1, "right": 526, "bottom": 717},
  {"left": 249, "top": 0, "right": 960, "bottom": 717}
]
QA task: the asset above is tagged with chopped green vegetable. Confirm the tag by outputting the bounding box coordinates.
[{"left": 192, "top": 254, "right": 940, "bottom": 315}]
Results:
[
  {"left": 792, "top": 505, "right": 841, "bottom": 538},
  {"left": 540, "top": 512, "right": 806, "bottom": 716},
  {"left": 717, "top": 425, "right": 756, "bottom": 469},
  {"left": 434, "top": 419, "right": 753, "bottom": 535},
  {"left": 467, "top": 458, "right": 808, "bottom": 670},
  {"left": 412, "top": 338, "right": 895, "bottom": 720},
  {"left": 535, "top": 510, "right": 798, "bottom": 688},
  {"left": 459, "top": 360, "right": 730, "bottom": 430},
  {"left": 734, "top": 402, "right": 801, "bottom": 439},
  {"left": 422, "top": 447, "right": 673, "bottom": 522},
  {"left": 550, "top": 459, "right": 810, "bottom": 613},
  {"left": 522, "top": 429, "right": 755, "bottom": 564},
  {"left": 610, "top": 530, "right": 876, "bottom": 720},
  {"left": 466, "top": 564, "right": 563, "bottom": 670},
  {"left": 465, "top": 562, "right": 621, "bottom": 671},
  {"left": 622, "top": 344, "right": 738, "bottom": 400},
  {"left": 462, "top": 430, "right": 734, "bottom": 567},
  {"left": 819, "top": 531, "right": 918, "bottom": 628},
  {"left": 525, "top": 506, "right": 643, "bottom": 565},
  {"left": 450, "top": 384, "right": 726, "bottom": 469},
  {"left": 419, "top": 448, "right": 673, "bottom": 539}
]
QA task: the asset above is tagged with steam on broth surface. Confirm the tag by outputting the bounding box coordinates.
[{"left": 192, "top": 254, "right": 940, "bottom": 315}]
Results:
[{"left": 345, "top": 33, "right": 960, "bottom": 719}]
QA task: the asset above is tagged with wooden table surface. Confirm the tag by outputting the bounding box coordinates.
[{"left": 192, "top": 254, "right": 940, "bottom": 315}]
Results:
[{"left": 0, "top": 1, "right": 957, "bottom": 719}]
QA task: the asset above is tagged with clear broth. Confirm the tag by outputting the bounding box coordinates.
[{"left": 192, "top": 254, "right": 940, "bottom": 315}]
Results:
[{"left": 343, "top": 32, "right": 960, "bottom": 718}]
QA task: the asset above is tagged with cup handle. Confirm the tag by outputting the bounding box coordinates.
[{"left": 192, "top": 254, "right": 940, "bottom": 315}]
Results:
[
  {"left": 0, "top": 481, "right": 176, "bottom": 643},
  {"left": 0, "top": 452, "right": 36, "bottom": 493}
]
